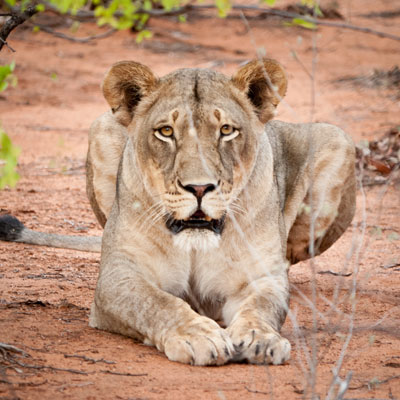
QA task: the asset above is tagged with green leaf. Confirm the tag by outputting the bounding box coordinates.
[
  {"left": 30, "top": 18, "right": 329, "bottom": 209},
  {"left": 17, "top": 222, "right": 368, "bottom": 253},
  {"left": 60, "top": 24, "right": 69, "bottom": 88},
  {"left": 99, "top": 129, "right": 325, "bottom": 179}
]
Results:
[
  {"left": 215, "top": 0, "right": 231, "bottom": 17},
  {"left": 136, "top": 29, "right": 153, "bottom": 43},
  {"left": 0, "top": 130, "right": 20, "bottom": 189},
  {"left": 0, "top": 63, "right": 16, "bottom": 93},
  {"left": 0, "top": 81, "right": 8, "bottom": 92},
  {"left": 143, "top": 0, "right": 152, "bottom": 11},
  {"left": 291, "top": 17, "right": 316, "bottom": 30},
  {"left": 262, "top": 0, "right": 276, "bottom": 5},
  {"left": 314, "top": 4, "right": 323, "bottom": 17},
  {"left": 70, "top": 20, "right": 80, "bottom": 33},
  {"left": 161, "top": 0, "right": 181, "bottom": 11},
  {"left": 178, "top": 14, "right": 186, "bottom": 23},
  {"left": 35, "top": 3, "right": 45, "bottom": 12}
]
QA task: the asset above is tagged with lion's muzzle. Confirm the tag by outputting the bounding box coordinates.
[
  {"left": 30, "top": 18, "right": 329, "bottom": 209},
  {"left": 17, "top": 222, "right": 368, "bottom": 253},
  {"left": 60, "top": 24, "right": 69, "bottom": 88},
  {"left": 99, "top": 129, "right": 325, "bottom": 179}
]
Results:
[{"left": 166, "top": 210, "right": 225, "bottom": 235}]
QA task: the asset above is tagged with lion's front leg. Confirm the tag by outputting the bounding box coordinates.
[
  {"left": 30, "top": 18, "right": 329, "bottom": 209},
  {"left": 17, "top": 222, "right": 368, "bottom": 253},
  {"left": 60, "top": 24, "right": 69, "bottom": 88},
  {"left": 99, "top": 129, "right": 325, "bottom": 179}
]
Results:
[
  {"left": 224, "top": 274, "right": 291, "bottom": 365},
  {"left": 90, "top": 254, "right": 234, "bottom": 366}
]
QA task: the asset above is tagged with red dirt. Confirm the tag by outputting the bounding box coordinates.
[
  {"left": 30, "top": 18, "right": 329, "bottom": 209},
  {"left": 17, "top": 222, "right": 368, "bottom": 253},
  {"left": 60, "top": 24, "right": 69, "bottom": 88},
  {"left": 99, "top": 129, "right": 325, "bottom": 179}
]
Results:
[{"left": 0, "top": 1, "right": 399, "bottom": 398}]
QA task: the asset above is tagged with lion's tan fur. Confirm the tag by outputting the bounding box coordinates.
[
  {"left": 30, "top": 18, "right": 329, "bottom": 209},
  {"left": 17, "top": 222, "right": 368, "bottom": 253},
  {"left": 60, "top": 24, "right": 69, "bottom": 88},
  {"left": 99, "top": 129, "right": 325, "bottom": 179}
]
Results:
[{"left": 86, "top": 59, "right": 355, "bottom": 365}]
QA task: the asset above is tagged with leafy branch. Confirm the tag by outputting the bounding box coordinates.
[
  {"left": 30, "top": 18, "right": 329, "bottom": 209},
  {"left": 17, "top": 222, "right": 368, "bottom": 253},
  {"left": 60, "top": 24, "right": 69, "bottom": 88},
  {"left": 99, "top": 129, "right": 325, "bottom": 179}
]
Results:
[{"left": 1, "top": 0, "right": 400, "bottom": 52}]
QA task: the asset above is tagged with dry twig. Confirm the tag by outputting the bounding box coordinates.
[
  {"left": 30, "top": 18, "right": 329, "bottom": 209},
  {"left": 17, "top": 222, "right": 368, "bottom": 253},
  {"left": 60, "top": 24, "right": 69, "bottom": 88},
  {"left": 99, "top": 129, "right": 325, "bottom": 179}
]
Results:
[
  {"left": 0, "top": 343, "right": 30, "bottom": 358},
  {"left": 12, "top": 359, "right": 89, "bottom": 375},
  {"left": 64, "top": 354, "right": 115, "bottom": 364},
  {"left": 244, "top": 386, "right": 269, "bottom": 395},
  {"left": 30, "top": 24, "right": 117, "bottom": 43},
  {"left": 318, "top": 270, "right": 353, "bottom": 277},
  {"left": 100, "top": 370, "right": 148, "bottom": 377}
]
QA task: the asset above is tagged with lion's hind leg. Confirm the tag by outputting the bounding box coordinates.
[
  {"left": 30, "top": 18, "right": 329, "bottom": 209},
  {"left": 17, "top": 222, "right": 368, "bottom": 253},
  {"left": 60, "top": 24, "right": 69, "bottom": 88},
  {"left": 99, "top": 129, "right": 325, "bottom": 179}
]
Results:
[{"left": 286, "top": 127, "right": 356, "bottom": 264}]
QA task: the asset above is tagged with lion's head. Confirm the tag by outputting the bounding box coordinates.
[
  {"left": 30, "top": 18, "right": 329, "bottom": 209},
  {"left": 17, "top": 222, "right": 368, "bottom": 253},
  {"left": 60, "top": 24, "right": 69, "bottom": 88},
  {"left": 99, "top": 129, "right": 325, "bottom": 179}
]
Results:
[{"left": 102, "top": 59, "right": 287, "bottom": 251}]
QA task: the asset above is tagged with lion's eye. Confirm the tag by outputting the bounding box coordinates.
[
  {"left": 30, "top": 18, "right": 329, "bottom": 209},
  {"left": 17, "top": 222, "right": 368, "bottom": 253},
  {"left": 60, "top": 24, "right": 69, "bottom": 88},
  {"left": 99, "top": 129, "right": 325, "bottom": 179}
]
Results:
[
  {"left": 158, "top": 126, "right": 174, "bottom": 137},
  {"left": 220, "top": 124, "right": 234, "bottom": 136},
  {"left": 220, "top": 124, "right": 239, "bottom": 141}
]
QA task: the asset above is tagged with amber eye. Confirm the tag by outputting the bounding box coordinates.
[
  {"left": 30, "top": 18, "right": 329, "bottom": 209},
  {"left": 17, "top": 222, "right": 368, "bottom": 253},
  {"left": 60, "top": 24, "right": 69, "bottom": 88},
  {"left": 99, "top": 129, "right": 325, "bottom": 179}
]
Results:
[
  {"left": 158, "top": 126, "right": 174, "bottom": 137},
  {"left": 220, "top": 124, "right": 234, "bottom": 136}
]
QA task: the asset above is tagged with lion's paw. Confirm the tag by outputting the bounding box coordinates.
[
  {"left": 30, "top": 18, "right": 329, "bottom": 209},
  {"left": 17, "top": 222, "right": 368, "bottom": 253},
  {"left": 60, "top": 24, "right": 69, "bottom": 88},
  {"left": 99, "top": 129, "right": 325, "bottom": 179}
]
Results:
[
  {"left": 228, "top": 326, "right": 291, "bottom": 365},
  {"left": 164, "top": 318, "right": 234, "bottom": 366}
]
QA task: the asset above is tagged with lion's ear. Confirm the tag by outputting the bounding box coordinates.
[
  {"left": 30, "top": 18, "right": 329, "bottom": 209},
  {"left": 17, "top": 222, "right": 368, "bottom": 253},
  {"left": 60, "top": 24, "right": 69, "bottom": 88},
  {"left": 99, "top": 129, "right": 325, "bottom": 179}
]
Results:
[
  {"left": 102, "top": 61, "right": 158, "bottom": 126},
  {"left": 231, "top": 59, "right": 287, "bottom": 123}
]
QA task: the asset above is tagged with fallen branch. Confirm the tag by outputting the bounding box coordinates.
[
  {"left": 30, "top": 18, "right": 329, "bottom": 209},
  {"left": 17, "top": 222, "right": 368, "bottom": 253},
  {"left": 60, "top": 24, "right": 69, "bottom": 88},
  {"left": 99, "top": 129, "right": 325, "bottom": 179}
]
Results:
[
  {"left": 245, "top": 386, "right": 269, "bottom": 395},
  {"left": 100, "top": 370, "right": 147, "bottom": 377},
  {"left": 0, "top": 5, "right": 38, "bottom": 52},
  {"left": 7, "top": 379, "right": 48, "bottom": 387},
  {"left": 64, "top": 354, "right": 115, "bottom": 365},
  {"left": 318, "top": 270, "right": 352, "bottom": 277},
  {"left": 381, "top": 262, "right": 400, "bottom": 269},
  {"left": 349, "top": 374, "right": 400, "bottom": 390},
  {"left": 0, "top": 342, "right": 30, "bottom": 358},
  {"left": 13, "top": 359, "right": 89, "bottom": 375},
  {"left": 1, "top": 343, "right": 89, "bottom": 377}
]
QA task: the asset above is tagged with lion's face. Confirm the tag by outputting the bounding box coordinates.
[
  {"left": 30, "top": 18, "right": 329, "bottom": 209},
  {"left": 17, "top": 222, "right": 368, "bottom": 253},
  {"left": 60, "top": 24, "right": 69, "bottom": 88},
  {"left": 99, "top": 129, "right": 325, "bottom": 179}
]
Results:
[{"left": 102, "top": 60, "right": 287, "bottom": 251}]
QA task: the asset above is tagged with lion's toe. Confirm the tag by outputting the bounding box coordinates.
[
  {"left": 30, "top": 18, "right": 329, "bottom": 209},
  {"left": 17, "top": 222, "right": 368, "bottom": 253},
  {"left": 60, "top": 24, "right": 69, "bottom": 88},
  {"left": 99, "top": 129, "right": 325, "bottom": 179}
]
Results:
[
  {"left": 164, "top": 322, "right": 233, "bottom": 366},
  {"left": 229, "top": 328, "right": 291, "bottom": 365}
]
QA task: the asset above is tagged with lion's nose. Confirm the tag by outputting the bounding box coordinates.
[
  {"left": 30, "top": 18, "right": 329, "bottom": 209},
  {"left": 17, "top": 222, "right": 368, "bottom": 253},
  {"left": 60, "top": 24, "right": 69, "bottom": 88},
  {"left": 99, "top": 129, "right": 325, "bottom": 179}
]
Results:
[{"left": 181, "top": 183, "right": 216, "bottom": 200}]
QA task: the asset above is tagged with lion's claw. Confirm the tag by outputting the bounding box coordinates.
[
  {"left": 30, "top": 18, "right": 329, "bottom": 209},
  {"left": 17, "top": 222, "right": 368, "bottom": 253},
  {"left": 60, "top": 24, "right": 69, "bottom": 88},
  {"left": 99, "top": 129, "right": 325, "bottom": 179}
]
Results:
[
  {"left": 229, "top": 327, "right": 291, "bottom": 365},
  {"left": 164, "top": 318, "right": 234, "bottom": 366}
]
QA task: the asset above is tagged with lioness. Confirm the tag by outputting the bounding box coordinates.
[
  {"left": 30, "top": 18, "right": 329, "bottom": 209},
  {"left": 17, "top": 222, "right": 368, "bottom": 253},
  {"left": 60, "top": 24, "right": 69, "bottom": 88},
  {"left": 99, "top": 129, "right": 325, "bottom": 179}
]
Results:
[{"left": 0, "top": 59, "right": 355, "bottom": 366}]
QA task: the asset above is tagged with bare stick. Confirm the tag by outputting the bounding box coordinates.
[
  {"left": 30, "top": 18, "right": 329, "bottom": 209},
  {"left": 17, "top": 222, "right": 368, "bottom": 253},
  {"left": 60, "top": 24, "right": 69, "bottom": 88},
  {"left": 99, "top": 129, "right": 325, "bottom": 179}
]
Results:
[
  {"left": 64, "top": 354, "right": 115, "bottom": 364},
  {"left": 0, "top": 5, "right": 38, "bottom": 52},
  {"left": 318, "top": 270, "right": 352, "bottom": 277},
  {"left": 245, "top": 386, "right": 269, "bottom": 395},
  {"left": 100, "top": 370, "right": 147, "bottom": 377},
  {"left": 0, "top": 37, "right": 16, "bottom": 52},
  {"left": 30, "top": 24, "right": 117, "bottom": 43},
  {"left": 0, "top": 342, "right": 30, "bottom": 358},
  {"left": 12, "top": 359, "right": 88, "bottom": 375}
]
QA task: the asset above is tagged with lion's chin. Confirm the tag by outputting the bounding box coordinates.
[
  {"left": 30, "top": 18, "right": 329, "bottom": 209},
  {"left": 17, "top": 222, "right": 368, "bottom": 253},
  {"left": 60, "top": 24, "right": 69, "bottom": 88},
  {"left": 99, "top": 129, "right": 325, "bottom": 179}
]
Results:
[{"left": 172, "top": 229, "right": 221, "bottom": 253}]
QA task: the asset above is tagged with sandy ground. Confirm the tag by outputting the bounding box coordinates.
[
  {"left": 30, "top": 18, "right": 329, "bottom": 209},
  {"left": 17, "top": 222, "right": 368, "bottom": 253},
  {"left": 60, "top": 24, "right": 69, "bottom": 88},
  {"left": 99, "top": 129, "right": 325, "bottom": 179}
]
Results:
[{"left": 0, "top": 0, "right": 399, "bottom": 398}]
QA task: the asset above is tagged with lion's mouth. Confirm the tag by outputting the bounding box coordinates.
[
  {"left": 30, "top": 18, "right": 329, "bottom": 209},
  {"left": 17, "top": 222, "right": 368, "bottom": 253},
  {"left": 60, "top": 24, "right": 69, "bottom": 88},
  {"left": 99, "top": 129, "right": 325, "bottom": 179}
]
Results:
[{"left": 166, "top": 210, "right": 225, "bottom": 235}]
